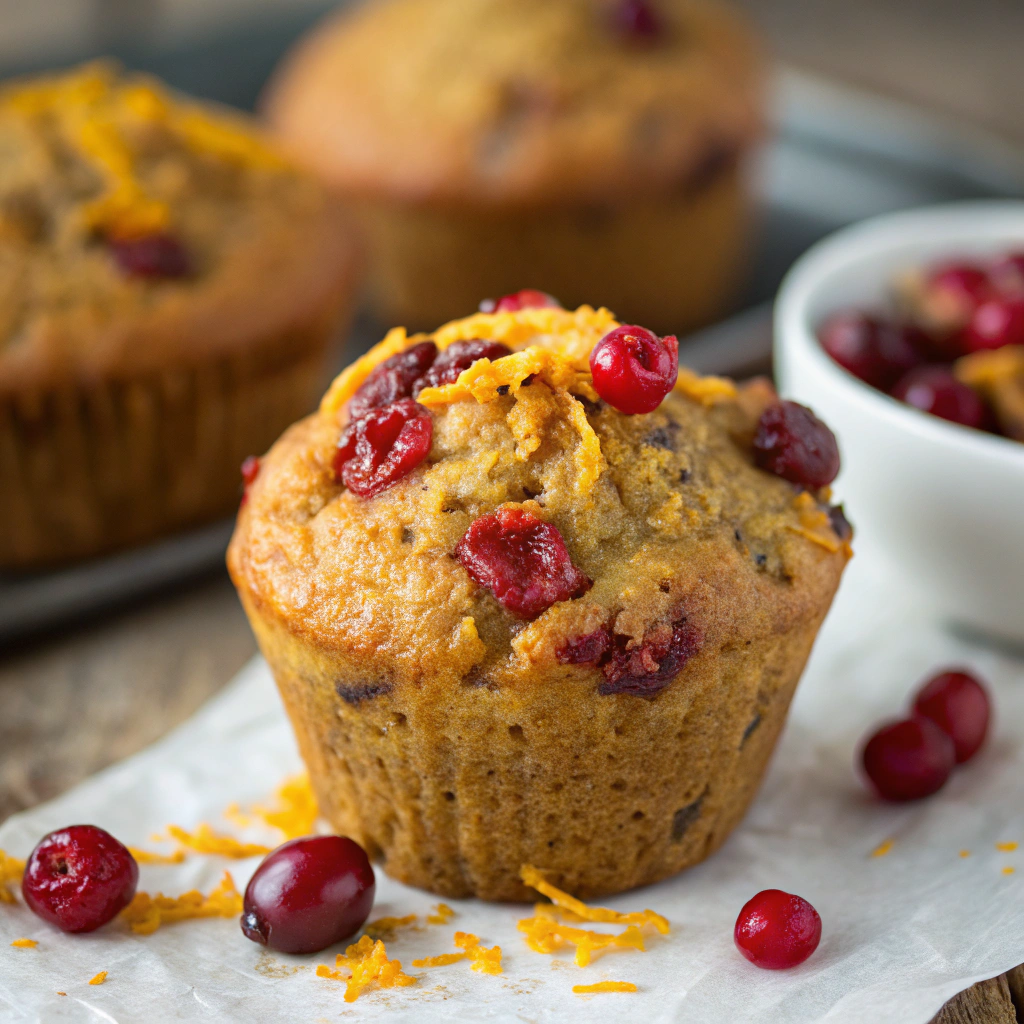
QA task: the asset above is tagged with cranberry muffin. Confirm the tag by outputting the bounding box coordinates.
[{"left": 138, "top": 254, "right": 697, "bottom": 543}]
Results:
[
  {"left": 264, "top": 0, "right": 765, "bottom": 332},
  {"left": 228, "top": 296, "right": 849, "bottom": 901},
  {"left": 0, "top": 63, "right": 359, "bottom": 568}
]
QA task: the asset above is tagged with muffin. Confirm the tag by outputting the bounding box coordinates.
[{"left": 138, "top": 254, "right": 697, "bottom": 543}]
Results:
[
  {"left": 0, "top": 63, "right": 359, "bottom": 568},
  {"left": 263, "top": 0, "right": 765, "bottom": 333},
  {"left": 229, "top": 300, "right": 850, "bottom": 901}
]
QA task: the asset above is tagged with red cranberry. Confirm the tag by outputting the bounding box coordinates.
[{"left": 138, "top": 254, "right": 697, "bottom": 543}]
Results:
[
  {"left": 927, "top": 262, "right": 991, "bottom": 310},
  {"left": 891, "top": 367, "right": 987, "bottom": 429},
  {"left": 610, "top": 0, "right": 663, "bottom": 40},
  {"left": 479, "top": 289, "right": 561, "bottom": 314},
  {"left": 964, "top": 297, "right": 1024, "bottom": 352},
  {"left": 818, "top": 312, "right": 924, "bottom": 390},
  {"left": 912, "top": 669, "right": 991, "bottom": 764},
  {"left": 413, "top": 339, "right": 512, "bottom": 392},
  {"left": 109, "top": 233, "right": 190, "bottom": 278},
  {"left": 240, "top": 455, "right": 260, "bottom": 506},
  {"left": 348, "top": 342, "right": 438, "bottom": 421},
  {"left": 861, "top": 717, "right": 955, "bottom": 802},
  {"left": 22, "top": 825, "right": 138, "bottom": 934},
  {"left": 557, "top": 627, "right": 612, "bottom": 666},
  {"left": 589, "top": 325, "right": 678, "bottom": 415},
  {"left": 455, "top": 507, "right": 590, "bottom": 619},
  {"left": 599, "top": 619, "right": 702, "bottom": 696},
  {"left": 241, "top": 836, "right": 375, "bottom": 955},
  {"left": 989, "top": 252, "right": 1024, "bottom": 294},
  {"left": 752, "top": 401, "right": 840, "bottom": 489},
  {"left": 734, "top": 889, "right": 822, "bottom": 970},
  {"left": 335, "top": 398, "right": 432, "bottom": 499}
]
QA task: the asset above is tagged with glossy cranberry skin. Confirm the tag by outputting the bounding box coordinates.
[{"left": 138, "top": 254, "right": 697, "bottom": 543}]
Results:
[
  {"left": 414, "top": 339, "right": 512, "bottom": 392},
  {"left": 753, "top": 401, "right": 840, "bottom": 489},
  {"left": 455, "top": 507, "right": 590, "bottom": 619},
  {"left": 241, "top": 836, "right": 375, "bottom": 955},
  {"left": 610, "top": 0, "right": 663, "bottom": 40},
  {"left": 989, "top": 252, "right": 1024, "bottom": 294},
  {"left": 589, "top": 325, "right": 678, "bottom": 415},
  {"left": 818, "top": 312, "right": 924, "bottom": 390},
  {"left": 22, "top": 825, "right": 138, "bottom": 934},
  {"left": 348, "top": 342, "right": 438, "bottom": 421},
  {"left": 110, "top": 233, "right": 190, "bottom": 278},
  {"left": 335, "top": 398, "right": 432, "bottom": 499},
  {"left": 861, "top": 717, "right": 955, "bottom": 802},
  {"left": 479, "top": 289, "right": 561, "bottom": 314},
  {"left": 912, "top": 670, "right": 991, "bottom": 764},
  {"left": 964, "top": 297, "right": 1024, "bottom": 352},
  {"left": 891, "top": 367, "right": 988, "bottom": 429},
  {"left": 734, "top": 889, "right": 822, "bottom": 970}
]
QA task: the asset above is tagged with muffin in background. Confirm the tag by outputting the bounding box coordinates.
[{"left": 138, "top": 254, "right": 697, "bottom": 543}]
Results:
[
  {"left": 228, "top": 302, "right": 849, "bottom": 901},
  {"left": 264, "top": 0, "right": 765, "bottom": 332},
  {"left": 0, "top": 63, "right": 360, "bottom": 569}
]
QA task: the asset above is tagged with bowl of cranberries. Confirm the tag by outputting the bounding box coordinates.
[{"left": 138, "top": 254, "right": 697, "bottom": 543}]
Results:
[{"left": 776, "top": 201, "right": 1024, "bottom": 645}]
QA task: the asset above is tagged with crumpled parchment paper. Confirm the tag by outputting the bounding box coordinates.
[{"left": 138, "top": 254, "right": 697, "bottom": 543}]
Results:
[{"left": 1, "top": 554, "right": 1022, "bottom": 1024}]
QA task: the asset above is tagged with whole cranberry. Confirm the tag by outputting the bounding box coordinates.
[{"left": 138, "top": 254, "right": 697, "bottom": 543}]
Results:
[
  {"left": 989, "top": 252, "right": 1024, "bottom": 294},
  {"left": 348, "top": 342, "right": 438, "bottom": 421},
  {"left": 964, "top": 297, "right": 1024, "bottom": 352},
  {"left": 912, "top": 670, "right": 991, "bottom": 764},
  {"left": 590, "top": 325, "right": 678, "bottom": 415},
  {"left": 734, "top": 889, "right": 822, "bottom": 970},
  {"left": 479, "top": 289, "right": 561, "bottom": 314},
  {"left": 752, "top": 401, "right": 840, "bottom": 489},
  {"left": 818, "top": 312, "right": 924, "bottom": 390},
  {"left": 891, "top": 367, "right": 988, "bottom": 429},
  {"left": 109, "top": 233, "right": 190, "bottom": 278},
  {"left": 927, "top": 262, "right": 991, "bottom": 311},
  {"left": 241, "top": 836, "right": 375, "bottom": 955},
  {"left": 610, "top": 0, "right": 663, "bottom": 40},
  {"left": 335, "top": 398, "right": 433, "bottom": 499},
  {"left": 455, "top": 507, "right": 591, "bottom": 619},
  {"left": 414, "top": 339, "right": 512, "bottom": 392},
  {"left": 861, "top": 717, "right": 955, "bottom": 802},
  {"left": 22, "top": 825, "right": 138, "bottom": 933}
]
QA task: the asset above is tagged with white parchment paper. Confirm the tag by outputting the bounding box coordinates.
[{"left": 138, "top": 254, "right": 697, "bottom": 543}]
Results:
[{"left": 1, "top": 554, "right": 1022, "bottom": 1024}]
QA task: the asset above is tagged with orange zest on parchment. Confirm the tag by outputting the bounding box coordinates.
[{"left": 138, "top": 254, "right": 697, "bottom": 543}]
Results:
[
  {"left": 127, "top": 847, "right": 186, "bottom": 865},
  {"left": 227, "top": 773, "right": 320, "bottom": 841},
  {"left": 11, "top": 938, "right": 37, "bottom": 948},
  {"left": 363, "top": 914, "right": 419, "bottom": 940},
  {"left": 412, "top": 931, "right": 502, "bottom": 975},
  {"left": 88, "top": 971, "right": 108, "bottom": 986},
  {"left": 426, "top": 903, "right": 455, "bottom": 925},
  {"left": 156, "top": 824, "right": 271, "bottom": 859},
  {"left": 0, "top": 850, "right": 25, "bottom": 903},
  {"left": 573, "top": 981, "right": 638, "bottom": 994},
  {"left": 870, "top": 839, "right": 894, "bottom": 859},
  {"left": 996, "top": 842, "right": 1019, "bottom": 853},
  {"left": 316, "top": 935, "right": 416, "bottom": 1002},
  {"left": 119, "top": 871, "right": 242, "bottom": 935}
]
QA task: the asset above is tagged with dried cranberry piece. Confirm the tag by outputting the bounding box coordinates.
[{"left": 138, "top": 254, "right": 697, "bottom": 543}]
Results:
[
  {"left": 734, "top": 889, "right": 822, "bottom": 970},
  {"left": 455, "top": 507, "right": 591, "bottom": 619},
  {"left": 109, "top": 233, "right": 191, "bottom": 278},
  {"left": 22, "top": 825, "right": 138, "bottom": 934},
  {"left": 479, "top": 289, "right": 561, "bottom": 314},
  {"left": 817, "top": 312, "right": 924, "bottom": 390},
  {"left": 753, "top": 401, "right": 840, "bottom": 489},
  {"left": 334, "top": 398, "right": 432, "bottom": 499},
  {"left": 599, "top": 619, "right": 702, "bottom": 696},
  {"left": 861, "top": 717, "right": 955, "bottom": 802},
  {"left": 610, "top": 0, "right": 663, "bottom": 41},
  {"left": 964, "top": 296, "right": 1024, "bottom": 352},
  {"left": 912, "top": 669, "right": 991, "bottom": 764},
  {"left": 891, "top": 367, "right": 988, "bottom": 429},
  {"left": 348, "top": 342, "right": 438, "bottom": 421},
  {"left": 590, "top": 325, "right": 679, "bottom": 415},
  {"left": 414, "top": 339, "right": 513, "bottom": 392},
  {"left": 556, "top": 627, "right": 612, "bottom": 665},
  {"left": 827, "top": 503, "right": 853, "bottom": 542},
  {"left": 239, "top": 455, "right": 260, "bottom": 506}
]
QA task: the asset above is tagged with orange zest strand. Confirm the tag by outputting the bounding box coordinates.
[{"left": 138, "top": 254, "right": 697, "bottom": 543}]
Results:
[
  {"left": 996, "top": 842, "right": 1019, "bottom": 853},
  {"left": 412, "top": 932, "right": 503, "bottom": 975},
  {"left": 426, "top": 902, "right": 455, "bottom": 925},
  {"left": 11, "top": 938, "right": 37, "bottom": 948},
  {"left": 88, "top": 972, "right": 108, "bottom": 986},
  {"left": 871, "top": 839, "right": 894, "bottom": 858},
  {"left": 160, "top": 824, "right": 270, "bottom": 859},
  {"left": 316, "top": 935, "right": 416, "bottom": 1002},
  {"left": 364, "top": 914, "right": 419, "bottom": 939},
  {"left": 246, "top": 774, "right": 319, "bottom": 841},
  {"left": 1003, "top": 866, "right": 1016, "bottom": 876},
  {"left": 127, "top": 847, "right": 186, "bottom": 865},
  {"left": 119, "top": 871, "right": 242, "bottom": 935},
  {"left": 573, "top": 981, "right": 638, "bottom": 994},
  {"left": 518, "top": 910, "right": 645, "bottom": 967},
  {"left": 960, "top": 850, "right": 972, "bottom": 859},
  {"left": 0, "top": 850, "right": 25, "bottom": 903}
]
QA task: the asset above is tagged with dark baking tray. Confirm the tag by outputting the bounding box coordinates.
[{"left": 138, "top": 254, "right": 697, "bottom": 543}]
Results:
[{"left": 2, "top": 9, "right": 1023, "bottom": 644}]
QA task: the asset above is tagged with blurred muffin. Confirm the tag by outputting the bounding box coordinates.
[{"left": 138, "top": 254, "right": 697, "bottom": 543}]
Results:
[
  {"left": 0, "top": 63, "right": 360, "bottom": 568},
  {"left": 228, "top": 302, "right": 849, "bottom": 900},
  {"left": 264, "top": 0, "right": 765, "bottom": 332}
]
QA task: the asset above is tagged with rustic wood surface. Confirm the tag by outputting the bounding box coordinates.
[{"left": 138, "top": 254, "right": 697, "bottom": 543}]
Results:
[{"left": 0, "top": 0, "right": 1022, "bottom": 1018}]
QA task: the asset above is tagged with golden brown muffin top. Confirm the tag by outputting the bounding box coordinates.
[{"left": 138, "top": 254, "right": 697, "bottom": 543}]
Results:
[
  {"left": 264, "top": 0, "right": 765, "bottom": 207},
  {"left": 0, "top": 63, "right": 356, "bottom": 394},
  {"left": 229, "top": 305, "right": 849, "bottom": 697}
]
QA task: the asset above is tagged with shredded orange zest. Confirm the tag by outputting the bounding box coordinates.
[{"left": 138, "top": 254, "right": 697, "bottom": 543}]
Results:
[
  {"left": 156, "top": 824, "right": 270, "bottom": 859},
  {"left": 573, "top": 981, "right": 638, "bottom": 994},
  {"left": 364, "top": 914, "right": 419, "bottom": 939},
  {"left": 674, "top": 366, "right": 738, "bottom": 405},
  {"left": 127, "top": 847, "right": 186, "bottom": 865},
  {"left": 321, "top": 328, "right": 424, "bottom": 416},
  {"left": 1003, "top": 866, "right": 1017, "bottom": 876},
  {"left": 413, "top": 932, "right": 502, "bottom": 975},
  {"left": 787, "top": 492, "right": 845, "bottom": 554},
  {"left": 871, "top": 839, "right": 894, "bottom": 858},
  {"left": 316, "top": 935, "right": 416, "bottom": 1002},
  {"left": 250, "top": 774, "right": 319, "bottom": 840},
  {"left": 0, "top": 850, "right": 25, "bottom": 903},
  {"left": 88, "top": 971, "right": 108, "bottom": 986},
  {"left": 996, "top": 842, "right": 1019, "bottom": 853},
  {"left": 11, "top": 938, "right": 37, "bottom": 948},
  {"left": 120, "top": 871, "right": 242, "bottom": 935},
  {"left": 960, "top": 850, "right": 972, "bottom": 858},
  {"left": 518, "top": 912, "right": 645, "bottom": 967},
  {"left": 426, "top": 903, "right": 455, "bottom": 925}
]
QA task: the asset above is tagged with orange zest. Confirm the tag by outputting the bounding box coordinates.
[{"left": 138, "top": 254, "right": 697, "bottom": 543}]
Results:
[
  {"left": 120, "top": 871, "right": 242, "bottom": 935},
  {"left": 0, "top": 850, "right": 25, "bottom": 903},
  {"left": 230, "top": 773, "right": 320, "bottom": 841},
  {"left": 870, "top": 839, "right": 894, "bottom": 858},
  {"left": 573, "top": 981, "right": 638, "bottom": 994},
  {"left": 127, "top": 847, "right": 186, "bottom": 865},
  {"left": 155, "top": 824, "right": 270, "bottom": 859},
  {"left": 413, "top": 932, "right": 502, "bottom": 975},
  {"left": 11, "top": 938, "right": 37, "bottom": 948},
  {"left": 363, "top": 914, "right": 419, "bottom": 940},
  {"left": 88, "top": 971, "right": 108, "bottom": 986},
  {"left": 316, "top": 935, "right": 416, "bottom": 1002},
  {"left": 996, "top": 842, "right": 1019, "bottom": 853},
  {"left": 426, "top": 903, "right": 455, "bottom": 925}
]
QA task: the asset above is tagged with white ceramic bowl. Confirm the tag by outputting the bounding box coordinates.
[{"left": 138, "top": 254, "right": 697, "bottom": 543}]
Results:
[{"left": 775, "top": 200, "right": 1024, "bottom": 646}]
